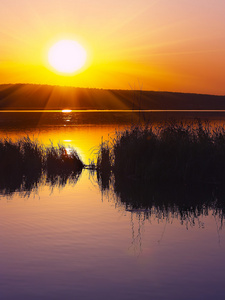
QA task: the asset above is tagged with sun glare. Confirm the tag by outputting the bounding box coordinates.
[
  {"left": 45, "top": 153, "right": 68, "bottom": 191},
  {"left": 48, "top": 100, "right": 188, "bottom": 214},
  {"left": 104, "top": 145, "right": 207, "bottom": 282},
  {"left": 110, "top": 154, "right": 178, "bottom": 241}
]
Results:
[
  {"left": 48, "top": 40, "right": 87, "bottom": 74},
  {"left": 62, "top": 109, "right": 72, "bottom": 113}
]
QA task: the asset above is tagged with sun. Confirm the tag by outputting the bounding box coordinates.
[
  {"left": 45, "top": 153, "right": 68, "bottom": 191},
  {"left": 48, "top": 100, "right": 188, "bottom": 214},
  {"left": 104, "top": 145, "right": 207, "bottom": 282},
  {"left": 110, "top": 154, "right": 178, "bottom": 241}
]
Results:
[{"left": 48, "top": 39, "right": 87, "bottom": 74}]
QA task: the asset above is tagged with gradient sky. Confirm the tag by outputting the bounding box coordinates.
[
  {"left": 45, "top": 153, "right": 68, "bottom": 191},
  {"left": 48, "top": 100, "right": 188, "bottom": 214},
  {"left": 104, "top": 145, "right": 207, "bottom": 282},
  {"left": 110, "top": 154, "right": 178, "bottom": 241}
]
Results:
[{"left": 0, "top": 0, "right": 225, "bottom": 94}]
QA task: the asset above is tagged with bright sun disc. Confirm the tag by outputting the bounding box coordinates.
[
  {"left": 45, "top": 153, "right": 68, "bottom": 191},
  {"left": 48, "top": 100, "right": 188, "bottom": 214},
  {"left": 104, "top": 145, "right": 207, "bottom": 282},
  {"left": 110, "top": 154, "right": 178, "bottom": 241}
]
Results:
[{"left": 48, "top": 40, "right": 87, "bottom": 74}]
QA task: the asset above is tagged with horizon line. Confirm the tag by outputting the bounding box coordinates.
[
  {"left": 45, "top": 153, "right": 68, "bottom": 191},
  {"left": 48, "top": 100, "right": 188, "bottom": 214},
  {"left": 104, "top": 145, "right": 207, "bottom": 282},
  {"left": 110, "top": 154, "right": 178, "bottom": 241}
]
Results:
[{"left": 0, "top": 83, "right": 224, "bottom": 97}]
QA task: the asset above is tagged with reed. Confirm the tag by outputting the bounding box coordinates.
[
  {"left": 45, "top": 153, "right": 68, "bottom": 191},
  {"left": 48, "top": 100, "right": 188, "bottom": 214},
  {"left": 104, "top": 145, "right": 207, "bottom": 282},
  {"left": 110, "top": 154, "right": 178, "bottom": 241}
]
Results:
[
  {"left": 96, "top": 121, "right": 225, "bottom": 223},
  {"left": 45, "top": 143, "right": 84, "bottom": 175},
  {"left": 0, "top": 138, "right": 84, "bottom": 194},
  {"left": 96, "top": 141, "right": 112, "bottom": 190},
  {"left": 96, "top": 121, "right": 225, "bottom": 185}
]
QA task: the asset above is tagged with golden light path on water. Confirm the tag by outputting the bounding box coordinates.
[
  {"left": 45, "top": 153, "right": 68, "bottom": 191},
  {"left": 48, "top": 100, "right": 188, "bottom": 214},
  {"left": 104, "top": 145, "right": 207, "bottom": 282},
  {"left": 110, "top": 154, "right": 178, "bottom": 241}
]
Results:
[
  {"left": 2, "top": 109, "right": 225, "bottom": 164},
  {"left": 1, "top": 110, "right": 225, "bottom": 164},
  {"left": 4, "top": 127, "right": 116, "bottom": 163},
  {"left": 0, "top": 123, "right": 123, "bottom": 164}
]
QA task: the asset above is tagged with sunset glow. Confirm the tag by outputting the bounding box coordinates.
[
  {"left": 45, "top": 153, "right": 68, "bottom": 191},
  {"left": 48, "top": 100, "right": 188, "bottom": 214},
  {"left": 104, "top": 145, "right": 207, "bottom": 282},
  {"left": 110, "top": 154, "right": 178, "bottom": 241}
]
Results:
[
  {"left": 0, "top": 0, "right": 224, "bottom": 94},
  {"left": 2, "top": 1, "right": 225, "bottom": 298}
]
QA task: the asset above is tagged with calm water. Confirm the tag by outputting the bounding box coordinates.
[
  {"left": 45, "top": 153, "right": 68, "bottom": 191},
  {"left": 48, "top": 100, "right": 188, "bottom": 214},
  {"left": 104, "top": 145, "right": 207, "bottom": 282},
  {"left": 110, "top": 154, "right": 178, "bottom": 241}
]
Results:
[{"left": 1, "top": 111, "right": 225, "bottom": 299}]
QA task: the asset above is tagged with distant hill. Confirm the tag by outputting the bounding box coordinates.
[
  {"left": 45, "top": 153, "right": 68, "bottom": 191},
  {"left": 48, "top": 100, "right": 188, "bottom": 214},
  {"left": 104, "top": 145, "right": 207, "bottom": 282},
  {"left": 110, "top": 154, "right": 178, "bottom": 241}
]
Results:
[{"left": 0, "top": 84, "right": 225, "bottom": 110}]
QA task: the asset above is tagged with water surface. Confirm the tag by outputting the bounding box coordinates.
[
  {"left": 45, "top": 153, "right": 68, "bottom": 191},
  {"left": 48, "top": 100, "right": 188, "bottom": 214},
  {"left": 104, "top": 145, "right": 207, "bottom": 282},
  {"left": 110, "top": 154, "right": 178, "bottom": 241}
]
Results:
[
  {"left": 0, "top": 111, "right": 225, "bottom": 299},
  {"left": 1, "top": 110, "right": 225, "bottom": 162}
]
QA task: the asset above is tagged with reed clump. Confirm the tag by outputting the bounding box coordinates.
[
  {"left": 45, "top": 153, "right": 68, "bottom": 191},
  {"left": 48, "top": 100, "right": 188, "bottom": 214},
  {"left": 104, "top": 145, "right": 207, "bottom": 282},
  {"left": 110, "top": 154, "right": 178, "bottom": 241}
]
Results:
[
  {"left": 96, "top": 121, "right": 225, "bottom": 224},
  {"left": 96, "top": 121, "right": 225, "bottom": 185},
  {"left": 0, "top": 138, "right": 84, "bottom": 194},
  {"left": 45, "top": 143, "right": 84, "bottom": 177}
]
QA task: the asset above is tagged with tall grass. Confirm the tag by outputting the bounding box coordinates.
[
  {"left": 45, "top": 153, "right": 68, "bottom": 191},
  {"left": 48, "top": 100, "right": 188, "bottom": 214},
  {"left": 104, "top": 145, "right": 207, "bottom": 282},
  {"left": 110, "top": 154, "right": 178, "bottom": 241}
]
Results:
[
  {"left": 96, "top": 121, "right": 225, "bottom": 224},
  {"left": 0, "top": 137, "right": 84, "bottom": 194},
  {"left": 96, "top": 121, "right": 225, "bottom": 185},
  {"left": 96, "top": 141, "right": 112, "bottom": 190}
]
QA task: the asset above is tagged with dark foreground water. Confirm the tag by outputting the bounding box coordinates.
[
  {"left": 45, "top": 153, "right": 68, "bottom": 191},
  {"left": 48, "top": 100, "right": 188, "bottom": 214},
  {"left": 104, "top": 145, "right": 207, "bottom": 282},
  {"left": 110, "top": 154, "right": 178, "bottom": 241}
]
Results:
[{"left": 0, "top": 111, "right": 225, "bottom": 299}]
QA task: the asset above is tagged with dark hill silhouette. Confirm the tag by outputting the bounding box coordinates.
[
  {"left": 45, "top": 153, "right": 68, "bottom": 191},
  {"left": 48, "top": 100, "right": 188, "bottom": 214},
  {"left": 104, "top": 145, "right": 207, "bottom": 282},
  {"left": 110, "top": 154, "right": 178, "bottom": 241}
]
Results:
[{"left": 0, "top": 84, "right": 225, "bottom": 110}]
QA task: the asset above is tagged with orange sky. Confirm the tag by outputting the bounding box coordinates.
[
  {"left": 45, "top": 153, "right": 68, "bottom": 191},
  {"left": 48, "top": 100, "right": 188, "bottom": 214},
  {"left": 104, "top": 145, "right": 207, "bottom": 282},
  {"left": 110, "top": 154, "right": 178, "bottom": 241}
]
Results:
[{"left": 0, "top": 0, "right": 225, "bottom": 95}]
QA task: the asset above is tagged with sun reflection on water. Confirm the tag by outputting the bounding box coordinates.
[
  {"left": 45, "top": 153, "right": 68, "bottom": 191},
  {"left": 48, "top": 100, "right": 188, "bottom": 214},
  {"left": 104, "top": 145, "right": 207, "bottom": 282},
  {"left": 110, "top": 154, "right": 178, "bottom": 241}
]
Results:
[{"left": 62, "top": 109, "right": 72, "bottom": 113}]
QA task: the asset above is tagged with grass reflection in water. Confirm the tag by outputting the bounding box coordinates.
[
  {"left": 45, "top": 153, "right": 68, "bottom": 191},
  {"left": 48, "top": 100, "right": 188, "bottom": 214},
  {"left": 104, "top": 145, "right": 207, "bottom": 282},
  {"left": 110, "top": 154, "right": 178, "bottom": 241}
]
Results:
[{"left": 1, "top": 121, "right": 225, "bottom": 229}]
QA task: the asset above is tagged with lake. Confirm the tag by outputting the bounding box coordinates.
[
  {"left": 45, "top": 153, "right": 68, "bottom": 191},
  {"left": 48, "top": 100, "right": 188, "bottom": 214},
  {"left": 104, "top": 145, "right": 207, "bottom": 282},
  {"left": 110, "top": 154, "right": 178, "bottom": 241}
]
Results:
[{"left": 0, "top": 111, "right": 225, "bottom": 299}]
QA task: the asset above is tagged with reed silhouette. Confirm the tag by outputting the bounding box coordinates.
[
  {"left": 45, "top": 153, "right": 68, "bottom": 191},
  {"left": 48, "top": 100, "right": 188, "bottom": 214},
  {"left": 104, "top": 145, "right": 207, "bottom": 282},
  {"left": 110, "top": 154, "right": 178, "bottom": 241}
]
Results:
[
  {"left": 96, "top": 121, "right": 225, "bottom": 224},
  {"left": 97, "top": 121, "right": 225, "bottom": 184},
  {"left": 0, "top": 137, "right": 83, "bottom": 195}
]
